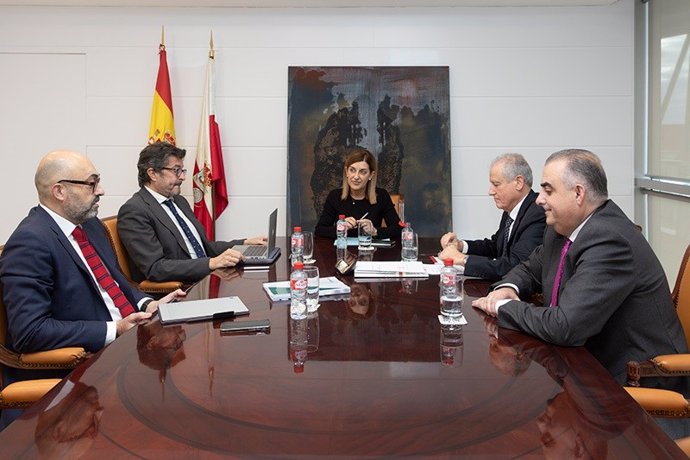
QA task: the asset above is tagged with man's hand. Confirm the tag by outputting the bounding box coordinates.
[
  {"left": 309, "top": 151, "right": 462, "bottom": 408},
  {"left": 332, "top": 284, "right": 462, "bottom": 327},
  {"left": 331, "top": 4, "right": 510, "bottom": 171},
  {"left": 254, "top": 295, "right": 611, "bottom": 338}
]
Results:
[
  {"left": 209, "top": 248, "right": 244, "bottom": 270},
  {"left": 116, "top": 312, "right": 152, "bottom": 336},
  {"left": 438, "top": 245, "right": 466, "bottom": 266},
  {"left": 244, "top": 235, "right": 267, "bottom": 246},
  {"left": 472, "top": 287, "right": 519, "bottom": 317},
  {"left": 145, "top": 289, "right": 187, "bottom": 313},
  {"left": 440, "top": 232, "right": 461, "bottom": 249}
]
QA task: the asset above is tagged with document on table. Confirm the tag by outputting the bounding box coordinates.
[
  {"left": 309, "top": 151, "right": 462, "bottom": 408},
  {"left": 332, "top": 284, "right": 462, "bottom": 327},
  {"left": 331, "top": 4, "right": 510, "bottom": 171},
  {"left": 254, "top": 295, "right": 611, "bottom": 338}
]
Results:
[
  {"left": 263, "top": 276, "right": 351, "bottom": 301},
  {"left": 354, "top": 261, "right": 428, "bottom": 278},
  {"left": 333, "top": 237, "right": 395, "bottom": 248}
]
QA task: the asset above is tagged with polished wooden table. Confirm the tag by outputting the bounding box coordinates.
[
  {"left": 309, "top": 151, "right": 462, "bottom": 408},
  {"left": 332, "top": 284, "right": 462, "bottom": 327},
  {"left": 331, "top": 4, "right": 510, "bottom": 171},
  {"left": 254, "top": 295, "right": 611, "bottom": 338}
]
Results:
[{"left": 1, "top": 237, "right": 685, "bottom": 458}]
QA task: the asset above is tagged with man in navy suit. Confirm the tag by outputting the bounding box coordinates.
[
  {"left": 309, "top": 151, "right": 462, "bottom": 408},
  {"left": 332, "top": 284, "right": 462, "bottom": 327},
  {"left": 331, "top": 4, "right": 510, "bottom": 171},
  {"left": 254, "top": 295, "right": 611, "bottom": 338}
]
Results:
[
  {"left": 0, "top": 151, "right": 184, "bottom": 384},
  {"left": 473, "top": 149, "right": 686, "bottom": 383},
  {"left": 438, "top": 153, "right": 546, "bottom": 281}
]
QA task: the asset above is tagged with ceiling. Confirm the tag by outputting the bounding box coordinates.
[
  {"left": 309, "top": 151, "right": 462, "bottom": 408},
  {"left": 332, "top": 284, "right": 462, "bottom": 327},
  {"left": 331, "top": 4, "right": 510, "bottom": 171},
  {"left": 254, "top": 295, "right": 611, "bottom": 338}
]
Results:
[{"left": 0, "top": 0, "right": 619, "bottom": 7}]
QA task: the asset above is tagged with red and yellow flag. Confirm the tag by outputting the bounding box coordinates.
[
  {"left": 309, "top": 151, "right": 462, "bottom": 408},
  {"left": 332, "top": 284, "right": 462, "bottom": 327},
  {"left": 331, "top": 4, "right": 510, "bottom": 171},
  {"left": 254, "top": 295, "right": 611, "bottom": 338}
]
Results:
[
  {"left": 193, "top": 38, "right": 228, "bottom": 240},
  {"left": 148, "top": 40, "right": 175, "bottom": 145}
]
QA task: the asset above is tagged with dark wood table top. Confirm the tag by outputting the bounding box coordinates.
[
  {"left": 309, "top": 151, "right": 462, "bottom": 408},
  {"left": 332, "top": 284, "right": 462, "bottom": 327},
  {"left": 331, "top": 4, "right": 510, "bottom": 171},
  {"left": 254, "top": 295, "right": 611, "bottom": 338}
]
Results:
[{"left": 1, "top": 237, "right": 685, "bottom": 458}]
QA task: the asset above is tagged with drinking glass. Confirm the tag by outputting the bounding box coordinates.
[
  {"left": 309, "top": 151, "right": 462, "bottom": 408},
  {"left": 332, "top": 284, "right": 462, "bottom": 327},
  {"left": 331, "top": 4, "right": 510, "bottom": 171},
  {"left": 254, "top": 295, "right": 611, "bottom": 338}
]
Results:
[
  {"left": 358, "top": 221, "right": 373, "bottom": 250},
  {"left": 303, "top": 231, "right": 315, "bottom": 264},
  {"left": 401, "top": 231, "right": 418, "bottom": 261},
  {"left": 304, "top": 266, "right": 320, "bottom": 312}
]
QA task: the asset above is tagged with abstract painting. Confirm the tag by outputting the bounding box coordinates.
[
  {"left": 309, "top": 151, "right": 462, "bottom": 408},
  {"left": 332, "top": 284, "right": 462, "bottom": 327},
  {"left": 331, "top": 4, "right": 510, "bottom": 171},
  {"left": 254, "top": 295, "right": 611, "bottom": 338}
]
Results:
[{"left": 287, "top": 66, "right": 451, "bottom": 237}]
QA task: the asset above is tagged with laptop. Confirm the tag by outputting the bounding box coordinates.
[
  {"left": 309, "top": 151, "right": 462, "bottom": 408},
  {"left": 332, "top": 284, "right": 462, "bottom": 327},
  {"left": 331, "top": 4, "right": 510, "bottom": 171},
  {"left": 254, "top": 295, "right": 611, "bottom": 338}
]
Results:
[{"left": 234, "top": 208, "right": 281, "bottom": 265}]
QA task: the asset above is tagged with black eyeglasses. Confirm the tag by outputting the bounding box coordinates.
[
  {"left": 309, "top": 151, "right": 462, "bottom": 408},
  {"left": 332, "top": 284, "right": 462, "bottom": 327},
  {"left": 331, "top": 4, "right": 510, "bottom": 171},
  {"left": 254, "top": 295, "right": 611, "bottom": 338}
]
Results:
[
  {"left": 58, "top": 176, "right": 101, "bottom": 193},
  {"left": 160, "top": 167, "right": 187, "bottom": 178}
]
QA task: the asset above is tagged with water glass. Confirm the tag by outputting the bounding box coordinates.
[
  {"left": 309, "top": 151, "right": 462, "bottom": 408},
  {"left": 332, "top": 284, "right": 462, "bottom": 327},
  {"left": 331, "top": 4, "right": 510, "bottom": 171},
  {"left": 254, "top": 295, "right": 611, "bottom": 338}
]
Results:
[
  {"left": 401, "top": 231, "right": 418, "bottom": 261},
  {"left": 304, "top": 266, "right": 320, "bottom": 312},
  {"left": 358, "top": 221, "right": 373, "bottom": 250},
  {"left": 303, "top": 231, "right": 315, "bottom": 264}
]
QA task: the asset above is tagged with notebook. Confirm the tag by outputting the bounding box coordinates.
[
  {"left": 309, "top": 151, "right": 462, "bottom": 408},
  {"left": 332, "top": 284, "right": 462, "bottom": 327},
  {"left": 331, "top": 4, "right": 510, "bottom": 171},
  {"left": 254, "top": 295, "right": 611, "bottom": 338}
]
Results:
[
  {"left": 234, "top": 208, "right": 281, "bottom": 265},
  {"left": 158, "top": 296, "right": 250, "bottom": 324}
]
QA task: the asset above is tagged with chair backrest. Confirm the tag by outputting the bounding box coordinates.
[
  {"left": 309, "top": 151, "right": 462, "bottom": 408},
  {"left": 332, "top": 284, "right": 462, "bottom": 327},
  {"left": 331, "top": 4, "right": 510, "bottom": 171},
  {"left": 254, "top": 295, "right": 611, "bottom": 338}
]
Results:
[
  {"left": 673, "top": 244, "right": 690, "bottom": 349},
  {"left": 101, "top": 216, "right": 133, "bottom": 282},
  {"left": 0, "top": 245, "right": 5, "bottom": 349}
]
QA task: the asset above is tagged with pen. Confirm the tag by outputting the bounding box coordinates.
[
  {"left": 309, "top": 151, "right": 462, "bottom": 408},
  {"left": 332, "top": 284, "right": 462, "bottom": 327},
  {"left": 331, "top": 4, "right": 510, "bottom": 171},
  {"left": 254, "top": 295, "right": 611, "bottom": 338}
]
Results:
[{"left": 358, "top": 212, "right": 369, "bottom": 221}]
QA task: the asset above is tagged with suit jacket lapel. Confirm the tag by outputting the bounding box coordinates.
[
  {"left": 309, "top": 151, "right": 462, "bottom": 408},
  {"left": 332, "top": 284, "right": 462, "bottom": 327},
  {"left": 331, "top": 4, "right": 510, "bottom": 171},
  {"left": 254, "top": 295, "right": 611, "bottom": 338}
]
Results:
[
  {"left": 138, "top": 189, "right": 191, "bottom": 256},
  {"left": 36, "top": 207, "right": 102, "bottom": 296},
  {"left": 173, "top": 195, "right": 212, "bottom": 249},
  {"left": 504, "top": 189, "right": 538, "bottom": 252}
]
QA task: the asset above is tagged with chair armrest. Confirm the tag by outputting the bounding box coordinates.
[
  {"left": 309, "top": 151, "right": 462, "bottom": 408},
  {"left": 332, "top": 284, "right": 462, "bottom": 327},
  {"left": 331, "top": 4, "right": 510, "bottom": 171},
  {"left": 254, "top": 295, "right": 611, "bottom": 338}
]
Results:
[
  {"left": 628, "top": 354, "right": 690, "bottom": 386},
  {"left": 625, "top": 386, "right": 690, "bottom": 418},
  {"left": 20, "top": 347, "right": 88, "bottom": 367},
  {"left": 0, "top": 378, "right": 62, "bottom": 409},
  {"left": 0, "top": 344, "right": 87, "bottom": 370},
  {"left": 138, "top": 280, "right": 185, "bottom": 295}
]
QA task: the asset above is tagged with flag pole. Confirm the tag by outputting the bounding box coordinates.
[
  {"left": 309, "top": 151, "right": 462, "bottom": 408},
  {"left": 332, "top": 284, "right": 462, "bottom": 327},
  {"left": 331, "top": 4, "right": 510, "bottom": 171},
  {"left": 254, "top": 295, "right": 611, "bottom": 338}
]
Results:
[
  {"left": 209, "top": 30, "right": 214, "bottom": 59},
  {"left": 161, "top": 25, "right": 165, "bottom": 48}
]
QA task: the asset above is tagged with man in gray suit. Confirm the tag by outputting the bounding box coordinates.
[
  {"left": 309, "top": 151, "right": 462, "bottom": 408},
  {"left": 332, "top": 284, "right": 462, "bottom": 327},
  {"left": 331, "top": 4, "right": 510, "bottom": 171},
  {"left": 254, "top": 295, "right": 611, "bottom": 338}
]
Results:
[
  {"left": 473, "top": 149, "right": 687, "bottom": 383},
  {"left": 118, "top": 142, "right": 266, "bottom": 283}
]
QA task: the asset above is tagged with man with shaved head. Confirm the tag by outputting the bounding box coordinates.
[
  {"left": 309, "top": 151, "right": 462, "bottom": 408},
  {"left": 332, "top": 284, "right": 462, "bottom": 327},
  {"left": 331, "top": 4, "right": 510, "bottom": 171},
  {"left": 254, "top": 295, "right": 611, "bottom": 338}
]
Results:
[{"left": 0, "top": 151, "right": 184, "bottom": 426}]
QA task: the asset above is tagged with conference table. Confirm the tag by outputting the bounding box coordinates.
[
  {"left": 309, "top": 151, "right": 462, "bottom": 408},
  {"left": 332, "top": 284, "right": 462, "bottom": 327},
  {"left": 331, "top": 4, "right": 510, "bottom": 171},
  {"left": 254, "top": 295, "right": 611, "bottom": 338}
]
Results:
[{"left": 1, "top": 237, "right": 686, "bottom": 458}]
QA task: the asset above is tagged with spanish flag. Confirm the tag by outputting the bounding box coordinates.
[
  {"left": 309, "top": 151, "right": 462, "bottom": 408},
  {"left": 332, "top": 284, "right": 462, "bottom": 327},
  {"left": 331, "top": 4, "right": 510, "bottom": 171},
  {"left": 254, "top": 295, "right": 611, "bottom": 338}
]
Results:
[
  {"left": 193, "top": 35, "right": 228, "bottom": 240},
  {"left": 148, "top": 37, "right": 175, "bottom": 145}
]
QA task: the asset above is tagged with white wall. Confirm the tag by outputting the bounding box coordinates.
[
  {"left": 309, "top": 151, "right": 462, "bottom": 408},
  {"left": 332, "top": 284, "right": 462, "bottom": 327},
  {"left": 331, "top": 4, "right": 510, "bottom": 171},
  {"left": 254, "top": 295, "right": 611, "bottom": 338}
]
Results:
[{"left": 0, "top": 1, "right": 634, "bottom": 243}]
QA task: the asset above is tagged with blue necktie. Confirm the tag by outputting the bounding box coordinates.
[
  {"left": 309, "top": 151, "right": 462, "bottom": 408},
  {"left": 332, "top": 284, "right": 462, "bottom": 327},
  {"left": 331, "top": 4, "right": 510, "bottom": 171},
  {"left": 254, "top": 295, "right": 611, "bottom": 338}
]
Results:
[
  {"left": 501, "top": 216, "right": 513, "bottom": 256},
  {"left": 163, "top": 199, "right": 206, "bottom": 258}
]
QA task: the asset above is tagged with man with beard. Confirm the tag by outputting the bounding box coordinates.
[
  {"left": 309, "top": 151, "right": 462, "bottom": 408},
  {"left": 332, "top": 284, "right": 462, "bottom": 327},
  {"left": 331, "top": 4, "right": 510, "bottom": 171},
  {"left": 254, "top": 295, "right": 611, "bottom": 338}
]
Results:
[
  {"left": 0, "top": 151, "right": 184, "bottom": 426},
  {"left": 117, "top": 142, "right": 266, "bottom": 283}
]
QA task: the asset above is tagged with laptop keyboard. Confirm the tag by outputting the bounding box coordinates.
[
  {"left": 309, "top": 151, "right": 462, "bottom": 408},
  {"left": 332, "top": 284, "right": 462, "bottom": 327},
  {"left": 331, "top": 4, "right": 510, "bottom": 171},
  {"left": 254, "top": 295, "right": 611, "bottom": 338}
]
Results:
[{"left": 244, "top": 246, "right": 268, "bottom": 258}]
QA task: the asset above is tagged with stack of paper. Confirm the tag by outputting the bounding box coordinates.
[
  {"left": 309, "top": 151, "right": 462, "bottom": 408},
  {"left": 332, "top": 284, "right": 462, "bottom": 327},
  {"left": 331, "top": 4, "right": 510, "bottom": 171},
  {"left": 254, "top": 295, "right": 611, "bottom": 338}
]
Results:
[
  {"left": 354, "top": 261, "right": 429, "bottom": 278},
  {"left": 263, "top": 276, "right": 351, "bottom": 302},
  {"left": 333, "top": 237, "right": 395, "bottom": 248}
]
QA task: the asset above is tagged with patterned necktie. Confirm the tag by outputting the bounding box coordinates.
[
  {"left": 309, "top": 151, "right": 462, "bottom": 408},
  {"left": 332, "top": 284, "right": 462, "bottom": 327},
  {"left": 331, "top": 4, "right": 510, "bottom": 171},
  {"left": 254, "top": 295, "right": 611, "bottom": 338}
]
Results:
[
  {"left": 162, "top": 198, "right": 206, "bottom": 258},
  {"left": 72, "top": 226, "right": 135, "bottom": 318},
  {"left": 501, "top": 216, "right": 514, "bottom": 256},
  {"left": 550, "top": 239, "right": 572, "bottom": 308}
]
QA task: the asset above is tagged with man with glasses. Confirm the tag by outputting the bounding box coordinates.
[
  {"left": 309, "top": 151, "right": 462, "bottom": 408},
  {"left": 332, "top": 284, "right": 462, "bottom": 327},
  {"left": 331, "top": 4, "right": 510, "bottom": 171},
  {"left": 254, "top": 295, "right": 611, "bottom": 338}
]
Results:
[
  {"left": 0, "top": 150, "right": 185, "bottom": 427},
  {"left": 117, "top": 142, "right": 266, "bottom": 283}
]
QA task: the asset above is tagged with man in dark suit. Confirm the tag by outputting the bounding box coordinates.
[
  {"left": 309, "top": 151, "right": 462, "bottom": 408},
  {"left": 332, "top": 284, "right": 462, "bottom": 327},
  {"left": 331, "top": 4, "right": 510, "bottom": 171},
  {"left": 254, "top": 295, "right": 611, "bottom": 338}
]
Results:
[
  {"left": 438, "top": 153, "right": 545, "bottom": 280},
  {"left": 473, "top": 149, "right": 687, "bottom": 383},
  {"left": 117, "top": 142, "right": 266, "bottom": 283},
  {"left": 0, "top": 150, "right": 184, "bottom": 427}
]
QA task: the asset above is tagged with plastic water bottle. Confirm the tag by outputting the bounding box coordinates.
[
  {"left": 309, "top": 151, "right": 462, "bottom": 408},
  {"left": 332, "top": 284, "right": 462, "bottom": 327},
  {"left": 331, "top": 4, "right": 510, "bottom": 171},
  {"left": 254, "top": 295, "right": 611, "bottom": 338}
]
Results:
[
  {"left": 336, "top": 214, "right": 348, "bottom": 262},
  {"left": 440, "top": 258, "right": 462, "bottom": 318},
  {"left": 290, "top": 261, "right": 308, "bottom": 319},
  {"left": 291, "top": 226, "right": 304, "bottom": 265},
  {"left": 401, "top": 222, "right": 417, "bottom": 261},
  {"left": 401, "top": 222, "right": 413, "bottom": 245}
]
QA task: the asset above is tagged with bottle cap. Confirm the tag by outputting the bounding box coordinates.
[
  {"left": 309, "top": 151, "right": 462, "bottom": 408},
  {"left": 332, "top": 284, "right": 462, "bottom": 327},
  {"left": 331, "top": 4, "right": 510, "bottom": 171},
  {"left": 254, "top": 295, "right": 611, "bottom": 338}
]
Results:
[
  {"left": 338, "top": 214, "right": 345, "bottom": 219},
  {"left": 443, "top": 258, "right": 454, "bottom": 267},
  {"left": 293, "top": 262, "right": 304, "bottom": 270},
  {"left": 294, "top": 226, "right": 302, "bottom": 232}
]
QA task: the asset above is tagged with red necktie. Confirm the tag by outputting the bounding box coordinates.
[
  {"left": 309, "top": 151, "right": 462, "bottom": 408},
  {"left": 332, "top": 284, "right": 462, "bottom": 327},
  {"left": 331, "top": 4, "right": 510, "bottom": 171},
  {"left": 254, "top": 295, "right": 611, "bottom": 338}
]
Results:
[
  {"left": 550, "top": 239, "right": 572, "bottom": 308},
  {"left": 72, "top": 226, "right": 135, "bottom": 318}
]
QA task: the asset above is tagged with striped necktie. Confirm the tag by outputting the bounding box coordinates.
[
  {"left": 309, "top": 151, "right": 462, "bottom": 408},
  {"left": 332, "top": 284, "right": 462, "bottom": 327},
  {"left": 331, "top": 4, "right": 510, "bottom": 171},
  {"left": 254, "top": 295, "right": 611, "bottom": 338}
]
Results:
[
  {"left": 163, "top": 198, "right": 207, "bottom": 258},
  {"left": 501, "top": 216, "right": 514, "bottom": 256},
  {"left": 72, "top": 226, "right": 135, "bottom": 317}
]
